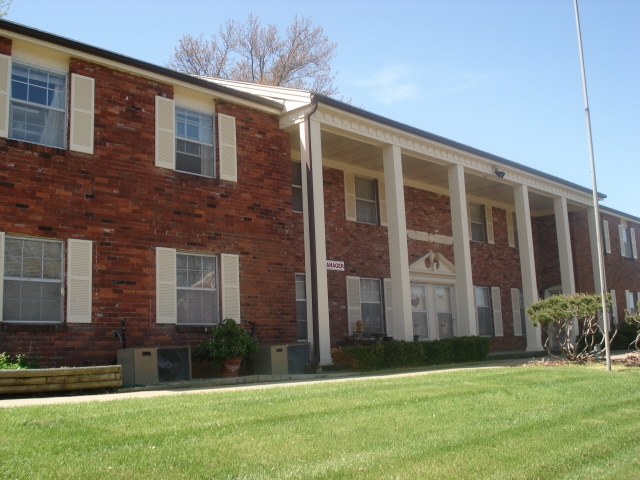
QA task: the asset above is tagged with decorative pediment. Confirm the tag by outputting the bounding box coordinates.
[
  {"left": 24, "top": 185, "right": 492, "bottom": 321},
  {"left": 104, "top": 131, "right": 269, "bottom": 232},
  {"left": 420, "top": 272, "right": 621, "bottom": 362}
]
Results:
[{"left": 409, "top": 251, "right": 455, "bottom": 276}]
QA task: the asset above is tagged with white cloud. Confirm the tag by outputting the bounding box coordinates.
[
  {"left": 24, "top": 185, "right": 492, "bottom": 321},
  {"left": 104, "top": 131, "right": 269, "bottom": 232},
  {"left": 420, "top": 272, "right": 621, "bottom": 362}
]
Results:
[{"left": 351, "top": 65, "right": 418, "bottom": 104}]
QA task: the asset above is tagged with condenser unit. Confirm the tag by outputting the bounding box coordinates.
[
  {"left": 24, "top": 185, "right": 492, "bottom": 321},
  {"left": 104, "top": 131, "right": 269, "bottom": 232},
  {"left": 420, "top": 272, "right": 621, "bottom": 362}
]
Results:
[
  {"left": 118, "top": 346, "right": 191, "bottom": 385},
  {"left": 254, "top": 343, "right": 310, "bottom": 375}
]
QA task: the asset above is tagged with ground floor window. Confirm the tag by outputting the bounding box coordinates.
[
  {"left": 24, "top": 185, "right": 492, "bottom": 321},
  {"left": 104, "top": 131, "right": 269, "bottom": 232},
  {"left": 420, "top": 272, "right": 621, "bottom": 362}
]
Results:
[
  {"left": 3, "top": 236, "right": 63, "bottom": 322},
  {"left": 176, "top": 253, "right": 218, "bottom": 324},
  {"left": 296, "top": 273, "right": 307, "bottom": 340},
  {"left": 360, "top": 278, "right": 384, "bottom": 333},
  {"left": 475, "top": 286, "right": 493, "bottom": 336}
]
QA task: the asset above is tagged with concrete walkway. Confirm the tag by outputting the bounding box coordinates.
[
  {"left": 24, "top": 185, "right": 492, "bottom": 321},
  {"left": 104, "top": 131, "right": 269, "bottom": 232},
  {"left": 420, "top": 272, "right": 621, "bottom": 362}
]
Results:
[{"left": 0, "top": 356, "right": 541, "bottom": 409}]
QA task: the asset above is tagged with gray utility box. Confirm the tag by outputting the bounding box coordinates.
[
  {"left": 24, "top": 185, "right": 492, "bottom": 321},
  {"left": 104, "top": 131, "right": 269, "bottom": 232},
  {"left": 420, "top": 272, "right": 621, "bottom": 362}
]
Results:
[
  {"left": 117, "top": 346, "right": 192, "bottom": 385},
  {"left": 254, "top": 343, "right": 310, "bottom": 375}
]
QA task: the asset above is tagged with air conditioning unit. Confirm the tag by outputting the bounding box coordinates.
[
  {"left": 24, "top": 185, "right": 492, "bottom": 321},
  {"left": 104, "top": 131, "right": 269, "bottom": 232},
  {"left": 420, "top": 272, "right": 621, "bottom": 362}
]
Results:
[
  {"left": 118, "top": 346, "right": 192, "bottom": 385},
  {"left": 254, "top": 343, "right": 310, "bottom": 375}
]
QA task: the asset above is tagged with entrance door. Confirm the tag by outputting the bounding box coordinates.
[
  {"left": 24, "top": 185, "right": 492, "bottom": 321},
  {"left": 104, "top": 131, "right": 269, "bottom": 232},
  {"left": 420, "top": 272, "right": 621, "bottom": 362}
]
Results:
[
  {"left": 435, "top": 286, "right": 454, "bottom": 338},
  {"left": 410, "top": 283, "right": 428, "bottom": 339}
]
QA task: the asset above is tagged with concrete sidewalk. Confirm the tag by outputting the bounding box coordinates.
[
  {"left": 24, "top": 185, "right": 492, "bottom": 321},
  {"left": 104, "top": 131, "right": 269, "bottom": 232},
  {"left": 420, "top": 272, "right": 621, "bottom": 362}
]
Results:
[{"left": 0, "top": 356, "right": 541, "bottom": 409}]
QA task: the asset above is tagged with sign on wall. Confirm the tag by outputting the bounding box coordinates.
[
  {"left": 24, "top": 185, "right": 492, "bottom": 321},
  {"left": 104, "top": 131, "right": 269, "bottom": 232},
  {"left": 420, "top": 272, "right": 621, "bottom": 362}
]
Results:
[{"left": 326, "top": 260, "right": 345, "bottom": 271}]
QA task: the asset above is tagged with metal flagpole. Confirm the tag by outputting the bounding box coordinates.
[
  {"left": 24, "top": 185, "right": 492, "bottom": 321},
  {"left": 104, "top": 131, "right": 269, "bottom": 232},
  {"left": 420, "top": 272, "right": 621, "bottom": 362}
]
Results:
[{"left": 573, "top": 0, "right": 611, "bottom": 371}]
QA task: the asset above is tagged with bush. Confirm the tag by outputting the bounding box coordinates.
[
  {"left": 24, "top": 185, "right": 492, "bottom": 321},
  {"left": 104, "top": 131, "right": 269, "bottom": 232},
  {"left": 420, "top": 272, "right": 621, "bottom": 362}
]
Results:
[
  {"left": 332, "top": 337, "right": 491, "bottom": 372},
  {"left": 192, "top": 318, "right": 259, "bottom": 367},
  {"left": 0, "top": 352, "right": 38, "bottom": 370}
]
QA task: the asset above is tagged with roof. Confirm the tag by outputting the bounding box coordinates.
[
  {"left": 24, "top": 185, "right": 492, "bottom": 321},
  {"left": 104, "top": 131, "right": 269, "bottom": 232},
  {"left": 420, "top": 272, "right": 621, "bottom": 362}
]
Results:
[
  {"left": 0, "top": 19, "right": 284, "bottom": 112},
  {"left": 312, "top": 93, "right": 606, "bottom": 200}
]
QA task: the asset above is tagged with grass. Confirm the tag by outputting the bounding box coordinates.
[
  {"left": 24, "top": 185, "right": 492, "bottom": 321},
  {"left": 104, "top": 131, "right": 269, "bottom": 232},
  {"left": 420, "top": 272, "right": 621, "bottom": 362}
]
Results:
[{"left": 1, "top": 365, "right": 640, "bottom": 479}]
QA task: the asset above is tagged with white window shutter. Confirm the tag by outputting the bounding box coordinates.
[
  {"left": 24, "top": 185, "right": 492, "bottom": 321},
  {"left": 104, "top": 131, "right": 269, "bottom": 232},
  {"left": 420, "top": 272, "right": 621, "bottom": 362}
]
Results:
[
  {"left": 511, "top": 288, "right": 522, "bottom": 336},
  {"left": 218, "top": 113, "right": 237, "bottom": 182},
  {"left": 603, "top": 220, "right": 611, "bottom": 254},
  {"left": 383, "top": 278, "right": 394, "bottom": 337},
  {"left": 610, "top": 289, "right": 617, "bottom": 324},
  {"left": 625, "top": 290, "right": 632, "bottom": 311},
  {"left": 346, "top": 276, "right": 362, "bottom": 335},
  {"left": 630, "top": 228, "right": 637, "bottom": 259},
  {"left": 485, "top": 205, "right": 494, "bottom": 244},
  {"left": 491, "top": 286, "right": 503, "bottom": 336},
  {"left": 344, "top": 172, "right": 357, "bottom": 222},
  {"left": 155, "top": 96, "right": 175, "bottom": 170},
  {"left": 69, "top": 74, "right": 95, "bottom": 154},
  {"left": 221, "top": 253, "right": 241, "bottom": 322},
  {"left": 67, "top": 239, "right": 93, "bottom": 323},
  {"left": 0, "top": 232, "right": 4, "bottom": 322},
  {"left": 156, "top": 247, "right": 177, "bottom": 324},
  {"left": 506, "top": 211, "right": 515, "bottom": 248},
  {"left": 619, "top": 224, "right": 626, "bottom": 257},
  {"left": 378, "top": 180, "right": 388, "bottom": 227},
  {"left": 0, "top": 54, "right": 9, "bottom": 138}
]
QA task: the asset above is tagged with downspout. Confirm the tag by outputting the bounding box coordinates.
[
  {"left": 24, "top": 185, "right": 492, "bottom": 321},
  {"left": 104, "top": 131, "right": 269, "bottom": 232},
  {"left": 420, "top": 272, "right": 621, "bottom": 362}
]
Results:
[{"left": 303, "top": 96, "right": 321, "bottom": 366}]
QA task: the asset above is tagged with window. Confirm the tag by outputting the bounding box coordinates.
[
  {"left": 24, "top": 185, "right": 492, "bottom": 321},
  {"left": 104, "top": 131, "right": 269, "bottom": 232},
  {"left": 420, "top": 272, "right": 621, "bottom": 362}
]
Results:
[
  {"left": 627, "top": 291, "right": 638, "bottom": 315},
  {"left": 621, "top": 226, "right": 632, "bottom": 258},
  {"left": 469, "top": 203, "right": 485, "bottom": 242},
  {"left": 519, "top": 289, "right": 526, "bottom": 335},
  {"left": 295, "top": 273, "right": 307, "bottom": 340},
  {"left": 292, "top": 162, "right": 303, "bottom": 213},
  {"left": 175, "top": 107, "right": 215, "bottom": 177},
  {"left": 360, "top": 278, "right": 384, "bottom": 333},
  {"left": 475, "top": 286, "right": 493, "bottom": 336},
  {"left": 3, "top": 237, "right": 63, "bottom": 322},
  {"left": 10, "top": 63, "right": 67, "bottom": 149},
  {"left": 176, "top": 253, "right": 218, "bottom": 324},
  {"left": 355, "top": 176, "right": 378, "bottom": 225}
]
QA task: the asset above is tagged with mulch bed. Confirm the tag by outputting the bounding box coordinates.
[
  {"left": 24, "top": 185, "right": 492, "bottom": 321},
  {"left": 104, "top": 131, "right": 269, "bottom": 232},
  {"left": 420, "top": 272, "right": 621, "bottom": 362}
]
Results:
[{"left": 520, "top": 352, "right": 640, "bottom": 367}]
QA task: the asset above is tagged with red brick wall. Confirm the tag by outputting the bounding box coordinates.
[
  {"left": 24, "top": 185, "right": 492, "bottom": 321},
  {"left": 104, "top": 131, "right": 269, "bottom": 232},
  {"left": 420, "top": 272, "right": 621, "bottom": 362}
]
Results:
[
  {"left": 0, "top": 55, "right": 298, "bottom": 366},
  {"left": 0, "top": 36, "right": 11, "bottom": 55}
]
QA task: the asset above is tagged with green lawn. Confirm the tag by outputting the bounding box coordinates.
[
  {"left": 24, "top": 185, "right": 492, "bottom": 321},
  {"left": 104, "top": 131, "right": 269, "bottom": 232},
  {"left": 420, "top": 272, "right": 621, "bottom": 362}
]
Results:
[{"left": 1, "top": 366, "right": 640, "bottom": 479}]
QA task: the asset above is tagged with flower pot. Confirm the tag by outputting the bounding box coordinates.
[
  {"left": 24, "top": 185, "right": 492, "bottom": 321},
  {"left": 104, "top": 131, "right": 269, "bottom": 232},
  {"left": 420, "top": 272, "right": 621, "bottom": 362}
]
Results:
[{"left": 221, "top": 356, "right": 242, "bottom": 378}]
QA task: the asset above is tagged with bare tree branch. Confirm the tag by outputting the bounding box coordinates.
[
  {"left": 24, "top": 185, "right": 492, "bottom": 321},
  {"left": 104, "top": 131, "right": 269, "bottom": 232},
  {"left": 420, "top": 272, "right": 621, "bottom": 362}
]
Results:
[
  {"left": 0, "top": 0, "right": 12, "bottom": 18},
  {"left": 167, "top": 14, "right": 338, "bottom": 96}
]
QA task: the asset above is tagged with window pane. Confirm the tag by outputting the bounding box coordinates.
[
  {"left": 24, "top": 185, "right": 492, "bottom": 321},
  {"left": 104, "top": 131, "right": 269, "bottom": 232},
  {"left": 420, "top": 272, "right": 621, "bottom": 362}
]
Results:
[
  {"left": 5, "top": 255, "right": 22, "bottom": 277},
  {"left": 22, "top": 258, "right": 43, "bottom": 278},
  {"left": 469, "top": 204, "right": 483, "bottom": 223},
  {"left": 355, "top": 177, "right": 376, "bottom": 201},
  {"left": 291, "top": 162, "right": 302, "bottom": 186},
  {"left": 176, "top": 254, "right": 218, "bottom": 324},
  {"left": 471, "top": 222, "right": 485, "bottom": 242},
  {"left": 356, "top": 199, "right": 377, "bottom": 224}
]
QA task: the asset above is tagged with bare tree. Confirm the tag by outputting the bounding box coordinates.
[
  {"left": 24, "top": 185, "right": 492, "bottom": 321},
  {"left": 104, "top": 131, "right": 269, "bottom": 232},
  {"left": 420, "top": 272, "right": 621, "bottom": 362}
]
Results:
[
  {"left": 0, "top": 0, "right": 12, "bottom": 18},
  {"left": 167, "top": 14, "right": 338, "bottom": 96}
]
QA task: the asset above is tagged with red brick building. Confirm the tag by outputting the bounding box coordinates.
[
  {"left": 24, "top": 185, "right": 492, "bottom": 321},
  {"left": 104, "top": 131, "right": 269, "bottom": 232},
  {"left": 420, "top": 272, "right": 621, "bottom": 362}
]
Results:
[{"left": 0, "top": 21, "right": 638, "bottom": 367}]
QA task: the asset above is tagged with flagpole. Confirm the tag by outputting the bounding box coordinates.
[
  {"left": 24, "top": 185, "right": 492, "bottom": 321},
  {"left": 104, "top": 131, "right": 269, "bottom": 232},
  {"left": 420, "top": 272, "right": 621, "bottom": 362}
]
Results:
[{"left": 573, "top": 0, "right": 611, "bottom": 371}]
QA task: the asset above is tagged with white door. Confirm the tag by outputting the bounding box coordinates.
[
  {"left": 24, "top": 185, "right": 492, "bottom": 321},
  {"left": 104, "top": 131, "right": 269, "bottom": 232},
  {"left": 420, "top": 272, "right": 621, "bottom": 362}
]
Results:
[
  {"left": 411, "top": 283, "right": 428, "bottom": 339},
  {"left": 435, "top": 286, "right": 454, "bottom": 338}
]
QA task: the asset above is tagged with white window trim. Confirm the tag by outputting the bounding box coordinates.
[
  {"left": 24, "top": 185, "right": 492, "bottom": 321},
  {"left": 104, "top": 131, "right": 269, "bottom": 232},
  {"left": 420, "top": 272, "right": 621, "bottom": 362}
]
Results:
[
  {"left": 175, "top": 105, "right": 216, "bottom": 178},
  {"left": 9, "top": 61, "right": 69, "bottom": 150}
]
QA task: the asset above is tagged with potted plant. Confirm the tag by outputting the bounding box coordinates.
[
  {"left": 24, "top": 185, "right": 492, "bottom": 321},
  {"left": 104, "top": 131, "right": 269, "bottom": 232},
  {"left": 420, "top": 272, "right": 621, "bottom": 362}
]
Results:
[{"left": 192, "top": 318, "right": 259, "bottom": 377}]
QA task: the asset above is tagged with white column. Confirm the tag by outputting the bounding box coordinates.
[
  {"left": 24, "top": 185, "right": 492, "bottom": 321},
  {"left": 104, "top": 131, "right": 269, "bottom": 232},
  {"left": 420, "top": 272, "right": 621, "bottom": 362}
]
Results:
[
  {"left": 447, "top": 164, "right": 477, "bottom": 336},
  {"left": 299, "top": 119, "right": 332, "bottom": 365},
  {"left": 382, "top": 145, "right": 412, "bottom": 341},
  {"left": 514, "top": 184, "right": 543, "bottom": 351},
  {"left": 586, "top": 206, "right": 602, "bottom": 294},
  {"left": 554, "top": 197, "right": 576, "bottom": 295},
  {"left": 554, "top": 196, "right": 577, "bottom": 342}
]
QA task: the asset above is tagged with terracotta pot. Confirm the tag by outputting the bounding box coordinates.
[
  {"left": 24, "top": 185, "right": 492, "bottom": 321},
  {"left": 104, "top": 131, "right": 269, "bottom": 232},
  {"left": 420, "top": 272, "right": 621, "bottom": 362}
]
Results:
[{"left": 221, "top": 356, "right": 242, "bottom": 378}]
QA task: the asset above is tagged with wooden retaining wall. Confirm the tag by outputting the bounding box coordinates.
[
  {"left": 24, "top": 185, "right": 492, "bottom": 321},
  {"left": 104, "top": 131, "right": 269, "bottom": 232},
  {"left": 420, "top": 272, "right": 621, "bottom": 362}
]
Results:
[{"left": 0, "top": 366, "right": 122, "bottom": 395}]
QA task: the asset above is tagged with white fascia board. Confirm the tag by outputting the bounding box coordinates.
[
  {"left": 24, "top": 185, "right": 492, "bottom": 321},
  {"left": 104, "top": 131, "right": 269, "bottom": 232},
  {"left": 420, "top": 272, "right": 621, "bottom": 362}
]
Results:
[
  {"left": 201, "top": 77, "right": 312, "bottom": 111},
  {"left": 0, "top": 30, "right": 282, "bottom": 115}
]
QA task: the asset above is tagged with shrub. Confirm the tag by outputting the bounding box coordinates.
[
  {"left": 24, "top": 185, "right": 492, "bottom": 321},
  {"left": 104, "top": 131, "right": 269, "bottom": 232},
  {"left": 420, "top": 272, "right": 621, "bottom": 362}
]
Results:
[
  {"left": 192, "top": 318, "right": 259, "bottom": 367},
  {"left": 332, "top": 336, "right": 491, "bottom": 372},
  {"left": 0, "top": 352, "right": 38, "bottom": 370}
]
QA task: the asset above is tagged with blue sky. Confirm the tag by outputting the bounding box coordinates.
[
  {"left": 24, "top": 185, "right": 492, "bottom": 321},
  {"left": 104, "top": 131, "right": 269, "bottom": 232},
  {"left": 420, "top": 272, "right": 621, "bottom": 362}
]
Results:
[{"left": 6, "top": 0, "right": 639, "bottom": 216}]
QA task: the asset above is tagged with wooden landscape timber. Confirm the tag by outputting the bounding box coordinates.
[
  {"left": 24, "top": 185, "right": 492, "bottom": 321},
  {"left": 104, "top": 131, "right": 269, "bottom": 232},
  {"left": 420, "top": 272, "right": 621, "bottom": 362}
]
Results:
[{"left": 0, "top": 366, "right": 122, "bottom": 394}]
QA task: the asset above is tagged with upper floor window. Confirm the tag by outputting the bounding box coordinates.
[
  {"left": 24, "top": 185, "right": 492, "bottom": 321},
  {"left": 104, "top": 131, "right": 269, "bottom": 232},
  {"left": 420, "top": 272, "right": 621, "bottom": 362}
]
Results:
[
  {"left": 176, "top": 253, "right": 218, "bottom": 324},
  {"left": 469, "top": 203, "right": 486, "bottom": 242},
  {"left": 175, "top": 107, "right": 215, "bottom": 177},
  {"left": 292, "top": 162, "right": 303, "bottom": 213},
  {"left": 3, "top": 237, "right": 63, "bottom": 323},
  {"left": 355, "top": 176, "right": 378, "bottom": 225},
  {"left": 619, "top": 225, "right": 637, "bottom": 259},
  {"left": 10, "top": 64, "right": 67, "bottom": 149}
]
